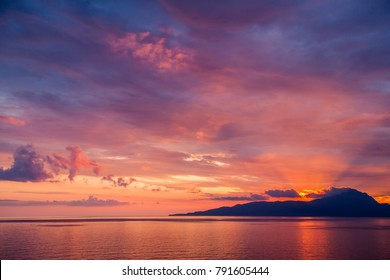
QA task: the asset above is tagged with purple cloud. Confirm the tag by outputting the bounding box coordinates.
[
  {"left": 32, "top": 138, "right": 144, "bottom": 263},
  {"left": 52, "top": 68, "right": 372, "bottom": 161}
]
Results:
[
  {"left": 265, "top": 189, "right": 301, "bottom": 198},
  {"left": 0, "top": 145, "right": 52, "bottom": 182},
  {"left": 0, "top": 145, "right": 102, "bottom": 182},
  {"left": 101, "top": 174, "right": 136, "bottom": 188},
  {"left": 161, "top": 0, "right": 303, "bottom": 28}
]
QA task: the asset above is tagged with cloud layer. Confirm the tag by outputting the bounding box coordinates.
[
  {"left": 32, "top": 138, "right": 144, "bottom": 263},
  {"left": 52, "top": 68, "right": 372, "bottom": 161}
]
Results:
[
  {"left": 0, "top": 196, "right": 128, "bottom": 207},
  {"left": 0, "top": 0, "right": 389, "bottom": 211}
]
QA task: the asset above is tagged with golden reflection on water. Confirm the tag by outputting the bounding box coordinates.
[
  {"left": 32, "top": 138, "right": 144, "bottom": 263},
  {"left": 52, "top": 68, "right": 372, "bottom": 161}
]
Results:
[{"left": 0, "top": 217, "right": 389, "bottom": 259}]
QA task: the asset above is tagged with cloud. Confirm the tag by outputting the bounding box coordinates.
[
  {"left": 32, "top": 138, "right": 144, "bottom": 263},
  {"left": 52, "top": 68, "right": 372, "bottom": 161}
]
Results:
[
  {"left": 65, "top": 145, "right": 101, "bottom": 181},
  {"left": 0, "top": 114, "right": 25, "bottom": 126},
  {"left": 109, "top": 32, "right": 189, "bottom": 70},
  {"left": 0, "top": 145, "right": 102, "bottom": 182},
  {"left": 47, "top": 145, "right": 102, "bottom": 181},
  {"left": 0, "top": 195, "right": 128, "bottom": 207},
  {"left": 0, "top": 145, "right": 53, "bottom": 182},
  {"left": 101, "top": 174, "right": 136, "bottom": 188},
  {"left": 211, "top": 193, "right": 268, "bottom": 201},
  {"left": 305, "top": 187, "right": 353, "bottom": 199},
  {"left": 183, "top": 152, "right": 230, "bottom": 167},
  {"left": 265, "top": 189, "right": 301, "bottom": 198}
]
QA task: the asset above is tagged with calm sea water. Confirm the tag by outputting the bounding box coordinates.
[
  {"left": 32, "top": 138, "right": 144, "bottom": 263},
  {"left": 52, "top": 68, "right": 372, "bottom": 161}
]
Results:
[{"left": 0, "top": 217, "right": 389, "bottom": 259}]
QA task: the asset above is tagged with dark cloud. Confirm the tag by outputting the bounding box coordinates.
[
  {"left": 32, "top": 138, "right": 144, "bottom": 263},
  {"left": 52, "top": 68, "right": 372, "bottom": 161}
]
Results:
[
  {"left": 0, "top": 145, "right": 102, "bottom": 182},
  {"left": 163, "top": 0, "right": 390, "bottom": 86},
  {"left": 0, "top": 0, "right": 39, "bottom": 15},
  {"left": 360, "top": 137, "right": 390, "bottom": 158},
  {"left": 0, "top": 145, "right": 53, "bottom": 182},
  {"left": 284, "top": 0, "right": 390, "bottom": 80},
  {"left": 101, "top": 174, "right": 136, "bottom": 188},
  {"left": 333, "top": 133, "right": 390, "bottom": 186},
  {"left": 305, "top": 187, "right": 352, "bottom": 199},
  {"left": 12, "top": 91, "right": 83, "bottom": 118},
  {"left": 161, "top": 0, "right": 303, "bottom": 28},
  {"left": 211, "top": 193, "right": 268, "bottom": 201},
  {"left": 0, "top": 195, "right": 128, "bottom": 207},
  {"left": 265, "top": 189, "right": 301, "bottom": 198},
  {"left": 213, "top": 123, "right": 249, "bottom": 142}
]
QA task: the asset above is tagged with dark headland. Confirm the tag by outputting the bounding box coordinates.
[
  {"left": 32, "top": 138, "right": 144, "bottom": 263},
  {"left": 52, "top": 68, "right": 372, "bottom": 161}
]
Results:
[{"left": 171, "top": 188, "right": 390, "bottom": 217}]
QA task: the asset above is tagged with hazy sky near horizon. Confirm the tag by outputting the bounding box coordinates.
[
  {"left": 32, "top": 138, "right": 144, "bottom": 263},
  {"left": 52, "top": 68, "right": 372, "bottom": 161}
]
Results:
[{"left": 1, "top": 0, "right": 389, "bottom": 216}]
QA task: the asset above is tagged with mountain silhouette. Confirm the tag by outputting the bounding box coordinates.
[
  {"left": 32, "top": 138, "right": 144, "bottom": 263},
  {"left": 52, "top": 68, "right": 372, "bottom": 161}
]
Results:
[{"left": 171, "top": 188, "right": 390, "bottom": 217}]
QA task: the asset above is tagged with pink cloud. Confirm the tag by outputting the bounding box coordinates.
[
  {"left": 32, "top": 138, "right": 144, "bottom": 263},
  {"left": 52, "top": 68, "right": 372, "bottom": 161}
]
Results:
[
  {"left": 0, "top": 114, "right": 25, "bottom": 126},
  {"left": 66, "top": 145, "right": 101, "bottom": 180},
  {"left": 48, "top": 145, "right": 102, "bottom": 181},
  {"left": 337, "top": 112, "right": 390, "bottom": 130},
  {"left": 108, "top": 32, "right": 189, "bottom": 70}
]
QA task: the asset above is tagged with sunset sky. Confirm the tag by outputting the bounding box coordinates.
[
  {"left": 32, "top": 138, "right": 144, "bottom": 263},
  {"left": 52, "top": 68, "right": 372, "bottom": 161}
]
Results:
[{"left": 1, "top": 0, "right": 389, "bottom": 217}]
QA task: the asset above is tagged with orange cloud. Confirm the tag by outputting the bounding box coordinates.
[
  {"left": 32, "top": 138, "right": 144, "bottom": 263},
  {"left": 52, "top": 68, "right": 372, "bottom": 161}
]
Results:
[
  {"left": 109, "top": 32, "right": 189, "bottom": 70},
  {"left": 374, "top": 196, "right": 390, "bottom": 204}
]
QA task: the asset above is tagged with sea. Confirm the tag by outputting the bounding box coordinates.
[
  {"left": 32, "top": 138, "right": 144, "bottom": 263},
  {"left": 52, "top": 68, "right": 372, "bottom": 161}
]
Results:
[{"left": 1, "top": 217, "right": 389, "bottom": 260}]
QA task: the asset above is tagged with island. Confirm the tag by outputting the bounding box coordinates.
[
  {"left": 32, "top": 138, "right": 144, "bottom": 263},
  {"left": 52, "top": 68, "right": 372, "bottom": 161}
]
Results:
[{"left": 171, "top": 188, "right": 390, "bottom": 217}]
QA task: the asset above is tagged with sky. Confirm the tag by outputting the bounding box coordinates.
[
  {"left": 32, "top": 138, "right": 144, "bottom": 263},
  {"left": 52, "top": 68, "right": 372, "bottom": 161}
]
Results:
[{"left": 0, "top": 0, "right": 389, "bottom": 217}]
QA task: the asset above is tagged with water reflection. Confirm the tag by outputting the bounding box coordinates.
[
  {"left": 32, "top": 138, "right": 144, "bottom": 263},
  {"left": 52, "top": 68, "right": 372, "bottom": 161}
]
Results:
[{"left": 0, "top": 217, "right": 389, "bottom": 259}]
